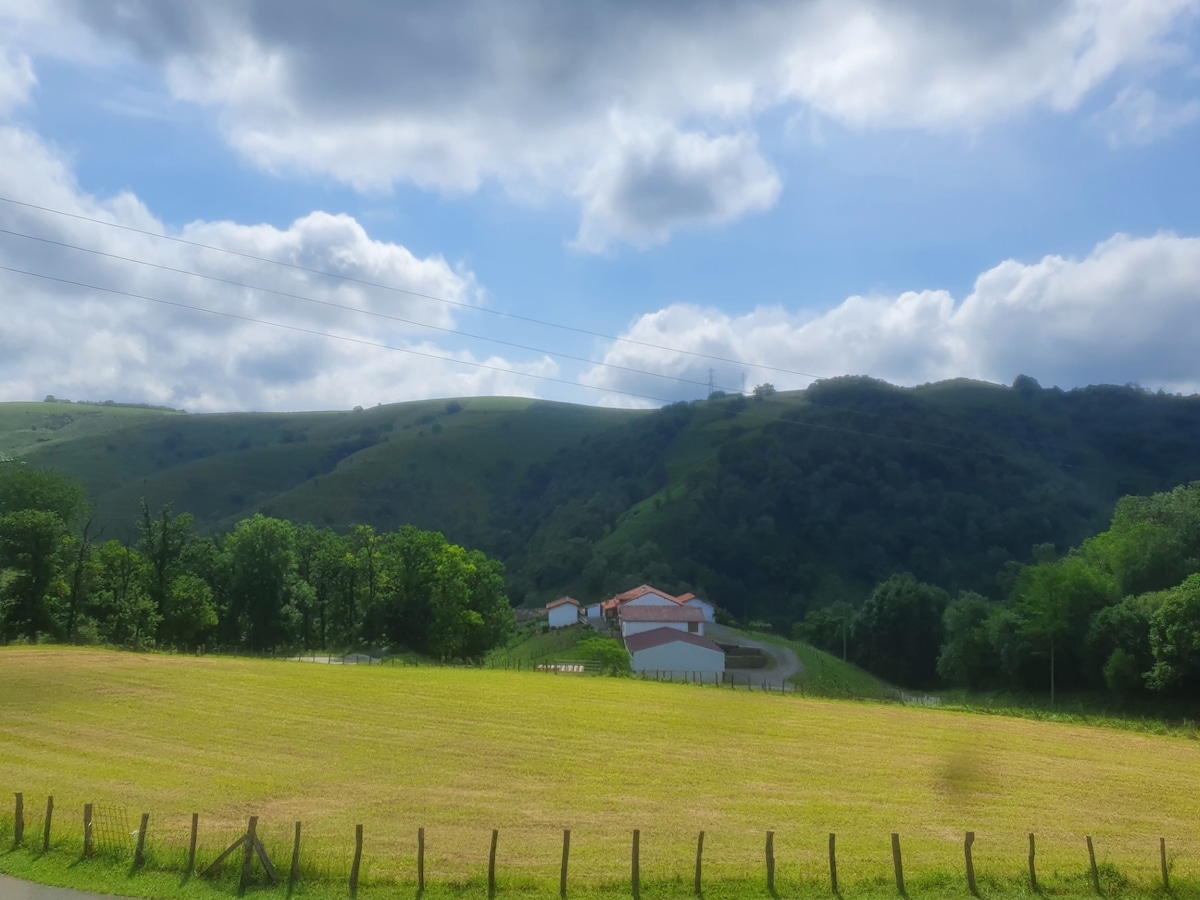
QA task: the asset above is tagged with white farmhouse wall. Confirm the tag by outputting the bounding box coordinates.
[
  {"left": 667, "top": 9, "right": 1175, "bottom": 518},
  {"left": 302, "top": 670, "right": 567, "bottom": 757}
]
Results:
[
  {"left": 624, "top": 593, "right": 677, "bottom": 608},
  {"left": 631, "top": 642, "right": 725, "bottom": 676},
  {"left": 622, "top": 620, "right": 689, "bottom": 638},
  {"left": 621, "top": 619, "right": 704, "bottom": 638},
  {"left": 585, "top": 604, "right": 602, "bottom": 620},
  {"left": 548, "top": 604, "right": 578, "bottom": 628}
]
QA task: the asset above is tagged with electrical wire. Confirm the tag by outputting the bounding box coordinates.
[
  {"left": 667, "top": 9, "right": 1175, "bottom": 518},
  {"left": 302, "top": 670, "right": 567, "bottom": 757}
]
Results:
[
  {"left": 0, "top": 226, "right": 743, "bottom": 394},
  {"left": 0, "top": 261, "right": 1092, "bottom": 469},
  {"left": 0, "top": 194, "right": 829, "bottom": 380}
]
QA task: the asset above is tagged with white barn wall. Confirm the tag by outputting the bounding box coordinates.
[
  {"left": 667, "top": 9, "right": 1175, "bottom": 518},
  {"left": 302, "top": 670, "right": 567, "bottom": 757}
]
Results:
[
  {"left": 683, "top": 599, "right": 715, "bottom": 622},
  {"left": 631, "top": 642, "right": 725, "bottom": 676},
  {"left": 548, "top": 604, "right": 578, "bottom": 628}
]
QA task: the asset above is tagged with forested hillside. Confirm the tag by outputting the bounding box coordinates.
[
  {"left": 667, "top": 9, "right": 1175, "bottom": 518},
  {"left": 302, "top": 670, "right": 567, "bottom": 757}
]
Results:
[
  {"left": 797, "top": 480, "right": 1200, "bottom": 701},
  {"left": 5, "top": 375, "right": 1200, "bottom": 625}
]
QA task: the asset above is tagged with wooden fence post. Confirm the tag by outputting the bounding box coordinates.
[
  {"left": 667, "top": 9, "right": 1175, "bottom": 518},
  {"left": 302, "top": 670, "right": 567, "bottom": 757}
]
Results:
[
  {"left": 1086, "top": 836, "right": 1100, "bottom": 894},
  {"left": 187, "top": 813, "right": 199, "bottom": 874},
  {"left": 632, "top": 829, "right": 641, "bottom": 900},
  {"left": 561, "top": 829, "right": 570, "bottom": 900},
  {"left": 418, "top": 827, "right": 426, "bottom": 894},
  {"left": 766, "top": 831, "right": 776, "bottom": 896},
  {"left": 1028, "top": 833, "right": 1037, "bottom": 891},
  {"left": 350, "top": 824, "right": 364, "bottom": 896},
  {"left": 891, "top": 832, "right": 905, "bottom": 896},
  {"left": 134, "top": 813, "right": 149, "bottom": 870},
  {"left": 42, "top": 796, "right": 53, "bottom": 852},
  {"left": 13, "top": 793, "right": 23, "bottom": 848},
  {"left": 1160, "top": 837, "right": 1169, "bottom": 891},
  {"left": 239, "top": 816, "right": 258, "bottom": 894},
  {"left": 695, "top": 831, "right": 704, "bottom": 897},
  {"left": 829, "top": 833, "right": 838, "bottom": 895},
  {"left": 289, "top": 821, "right": 302, "bottom": 889},
  {"left": 83, "top": 804, "right": 93, "bottom": 858},
  {"left": 964, "top": 832, "right": 978, "bottom": 896},
  {"left": 488, "top": 829, "right": 498, "bottom": 899}
]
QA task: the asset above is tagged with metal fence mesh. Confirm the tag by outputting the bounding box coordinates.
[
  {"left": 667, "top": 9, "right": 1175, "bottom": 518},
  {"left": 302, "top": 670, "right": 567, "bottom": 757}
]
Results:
[{"left": 92, "top": 805, "right": 133, "bottom": 857}]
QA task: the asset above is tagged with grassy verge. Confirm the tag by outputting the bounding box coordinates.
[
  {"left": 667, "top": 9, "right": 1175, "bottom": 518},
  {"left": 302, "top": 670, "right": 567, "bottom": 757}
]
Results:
[
  {"left": 2, "top": 843, "right": 1195, "bottom": 900},
  {"left": 4, "top": 647, "right": 1200, "bottom": 898},
  {"left": 485, "top": 623, "right": 594, "bottom": 666}
]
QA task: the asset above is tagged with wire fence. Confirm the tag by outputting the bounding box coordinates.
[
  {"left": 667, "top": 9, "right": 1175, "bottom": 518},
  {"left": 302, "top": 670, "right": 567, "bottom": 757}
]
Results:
[{"left": 2, "top": 794, "right": 1190, "bottom": 899}]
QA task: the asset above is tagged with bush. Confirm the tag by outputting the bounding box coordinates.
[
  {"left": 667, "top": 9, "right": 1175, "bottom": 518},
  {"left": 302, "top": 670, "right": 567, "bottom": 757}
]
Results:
[{"left": 576, "top": 637, "right": 632, "bottom": 676}]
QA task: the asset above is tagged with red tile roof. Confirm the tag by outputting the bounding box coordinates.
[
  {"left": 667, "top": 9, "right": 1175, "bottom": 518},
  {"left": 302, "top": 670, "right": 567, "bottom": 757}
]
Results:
[
  {"left": 612, "top": 584, "right": 673, "bottom": 602},
  {"left": 546, "top": 597, "right": 580, "bottom": 609},
  {"left": 675, "top": 592, "right": 696, "bottom": 603},
  {"left": 624, "top": 627, "right": 724, "bottom": 654},
  {"left": 618, "top": 605, "right": 705, "bottom": 623}
]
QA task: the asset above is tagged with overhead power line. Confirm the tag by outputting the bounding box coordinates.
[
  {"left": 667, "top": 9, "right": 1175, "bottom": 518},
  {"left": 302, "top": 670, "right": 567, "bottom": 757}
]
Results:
[
  {"left": 0, "top": 227, "right": 742, "bottom": 395},
  {"left": 0, "top": 263, "right": 679, "bottom": 407},
  {"left": 0, "top": 261, "right": 1091, "bottom": 471},
  {"left": 0, "top": 194, "right": 828, "bottom": 381},
  {"left": 0, "top": 223, "right": 1082, "bottom": 458}
]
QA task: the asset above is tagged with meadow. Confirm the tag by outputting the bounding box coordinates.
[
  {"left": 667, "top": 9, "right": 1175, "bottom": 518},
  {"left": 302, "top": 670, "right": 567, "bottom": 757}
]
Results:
[{"left": 2, "top": 647, "right": 1200, "bottom": 899}]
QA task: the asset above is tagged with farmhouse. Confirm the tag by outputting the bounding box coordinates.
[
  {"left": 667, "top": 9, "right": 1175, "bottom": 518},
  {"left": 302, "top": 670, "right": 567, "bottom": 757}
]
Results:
[
  {"left": 545, "top": 596, "right": 580, "bottom": 628},
  {"left": 618, "top": 604, "right": 706, "bottom": 638},
  {"left": 625, "top": 627, "right": 726, "bottom": 678}
]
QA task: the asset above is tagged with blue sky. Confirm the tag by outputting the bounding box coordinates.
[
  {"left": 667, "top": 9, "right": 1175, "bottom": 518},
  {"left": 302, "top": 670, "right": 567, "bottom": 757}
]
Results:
[{"left": 1, "top": 1, "right": 1199, "bottom": 411}]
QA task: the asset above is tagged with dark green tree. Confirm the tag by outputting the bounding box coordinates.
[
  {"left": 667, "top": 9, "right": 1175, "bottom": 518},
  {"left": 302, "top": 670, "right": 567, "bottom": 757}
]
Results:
[
  {"left": 225, "top": 515, "right": 297, "bottom": 650},
  {"left": 936, "top": 592, "right": 1000, "bottom": 689},
  {"left": 853, "top": 573, "right": 948, "bottom": 688},
  {"left": 1146, "top": 574, "right": 1200, "bottom": 694},
  {"left": 138, "top": 501, "right": 196, "bottom": 629},
  {"left": 0, "top": 509, "right": 67, "bottom": 642}
]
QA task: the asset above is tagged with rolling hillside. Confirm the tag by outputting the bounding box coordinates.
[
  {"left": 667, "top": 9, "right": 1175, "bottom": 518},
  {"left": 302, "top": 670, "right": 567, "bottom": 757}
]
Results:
[{"left": 5, "top": 375, "right": 1200, "bottom": 622}]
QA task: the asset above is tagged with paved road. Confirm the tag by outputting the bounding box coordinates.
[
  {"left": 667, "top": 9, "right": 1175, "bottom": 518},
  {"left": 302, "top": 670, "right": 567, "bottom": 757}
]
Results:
[
  {"left": 0, "top": 875, "right": 117, "bottom": 900},
  {"left": 707, "top": 624, "right": 804, "bottom": 687}
]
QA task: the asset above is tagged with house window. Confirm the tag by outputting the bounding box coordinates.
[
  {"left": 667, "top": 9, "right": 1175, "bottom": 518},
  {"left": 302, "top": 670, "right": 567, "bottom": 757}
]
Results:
[{"left": 688, "top": 622, "right": 698, "bottom": 633}]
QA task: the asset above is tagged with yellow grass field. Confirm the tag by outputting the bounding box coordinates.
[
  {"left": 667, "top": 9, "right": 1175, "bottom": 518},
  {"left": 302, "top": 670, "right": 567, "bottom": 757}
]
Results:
[{"left": 2, "top": 647, "right": 1199, "bottom": 898}]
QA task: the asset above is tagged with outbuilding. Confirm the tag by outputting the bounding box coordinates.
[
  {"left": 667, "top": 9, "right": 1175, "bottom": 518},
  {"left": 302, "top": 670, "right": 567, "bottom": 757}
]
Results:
[
  {"left": 546, "top": 597, "right": 580, "bottom": 629},
  {"left": 625, "top": 627, "right": 725, "bottom": 679}
]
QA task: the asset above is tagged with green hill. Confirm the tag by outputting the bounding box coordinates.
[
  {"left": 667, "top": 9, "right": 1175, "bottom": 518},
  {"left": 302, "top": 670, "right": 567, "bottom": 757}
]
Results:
[{"left": 6, "top": 375, "right": 1200, "bottom": 623}]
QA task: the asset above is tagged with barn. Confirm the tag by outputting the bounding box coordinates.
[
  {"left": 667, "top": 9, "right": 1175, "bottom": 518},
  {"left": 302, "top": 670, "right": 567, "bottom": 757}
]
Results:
[
  {"left": 624, "top": 627, "right": 725, "bottom": 678},
  {"left": 545, "top": 597, "right": 580, "bottom": 629}
]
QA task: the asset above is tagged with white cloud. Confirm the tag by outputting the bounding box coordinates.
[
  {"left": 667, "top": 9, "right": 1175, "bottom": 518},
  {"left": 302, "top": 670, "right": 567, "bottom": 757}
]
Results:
[
  {"left": 582, "top": 233, "right": 1200, "bottom": 404},
  {"left": 50, "top": 0, "right": 1200, "bottom": 249},
  {"left": 0, "top": 48, "right": 34, "bottom": 114},
  {"left": 573, "top": 123, "right": 781, "bottom": 253},
  {"left": 1098, "top": 85, "right": 1200, "bottom": 145},
  {"left": 0, "top": 124, "right": 565, "bottom": 412}
]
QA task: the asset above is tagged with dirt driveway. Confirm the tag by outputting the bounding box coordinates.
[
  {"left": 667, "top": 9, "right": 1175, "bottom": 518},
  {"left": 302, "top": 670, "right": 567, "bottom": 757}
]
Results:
[{"left": 707, "top": 624, "right": 804, "bottom": 688}]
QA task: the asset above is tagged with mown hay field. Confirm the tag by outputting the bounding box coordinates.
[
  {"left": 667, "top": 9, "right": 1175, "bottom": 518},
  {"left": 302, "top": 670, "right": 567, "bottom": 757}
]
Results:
[{"left": 2, "top": 647, "right": 1199, "bottom": 898}]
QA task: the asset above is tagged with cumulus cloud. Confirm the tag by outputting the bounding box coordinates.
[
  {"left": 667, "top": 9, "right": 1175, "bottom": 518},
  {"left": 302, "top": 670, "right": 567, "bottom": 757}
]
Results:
[
  {"left": 582, "top": 233, "right": 1200, "bottom": 404},
  {"left": 0, "top": 48, "right": 34, "bottom": 114},
  {"left": 1098, "top": 86, "right": 1200, "bottom": 145},
  {"left": 0, "top": 124, "right": 563, "bottom": 412},
  {"left": 573, "top": 124, "right": 781, "bottom": 253},
  {"left": 49, "top": 0, "right": 1200, "bottom": 249}
]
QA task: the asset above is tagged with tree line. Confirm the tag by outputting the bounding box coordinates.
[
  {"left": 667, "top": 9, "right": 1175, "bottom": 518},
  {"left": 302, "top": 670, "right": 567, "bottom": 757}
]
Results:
[
  {"left": 0, "top": 464, "right": 515, "bottom": 657},
  {"left": 798, "top": 480, "right": 1200, "bottom": 699}
]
